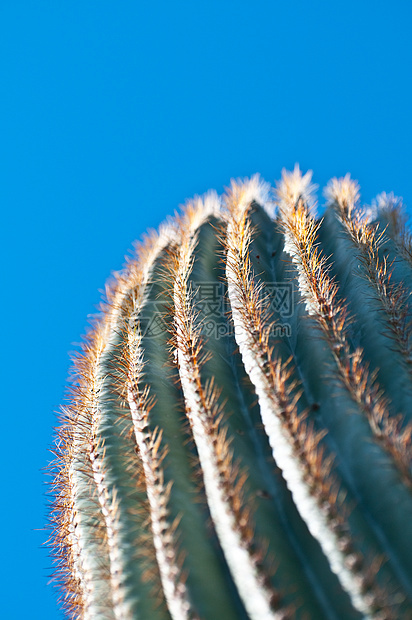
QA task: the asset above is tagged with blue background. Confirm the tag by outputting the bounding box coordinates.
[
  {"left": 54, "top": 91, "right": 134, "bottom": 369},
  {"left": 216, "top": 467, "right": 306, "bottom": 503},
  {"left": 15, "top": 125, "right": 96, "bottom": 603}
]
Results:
[{"left": 1, "top": 2, "right": 411, "bottom": 618}]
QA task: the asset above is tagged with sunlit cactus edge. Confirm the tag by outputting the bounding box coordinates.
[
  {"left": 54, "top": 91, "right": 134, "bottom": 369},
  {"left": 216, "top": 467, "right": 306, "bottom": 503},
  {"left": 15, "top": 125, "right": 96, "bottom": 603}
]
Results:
[{"left": 48, "top": 166, "right": 412, "bottom": 620}]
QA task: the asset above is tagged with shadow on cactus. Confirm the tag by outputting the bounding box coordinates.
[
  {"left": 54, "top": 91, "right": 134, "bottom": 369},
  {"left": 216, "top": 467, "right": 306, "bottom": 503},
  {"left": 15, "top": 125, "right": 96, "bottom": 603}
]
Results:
[{"left": 48, "top": 166, "right": 412, "bottom": 619}]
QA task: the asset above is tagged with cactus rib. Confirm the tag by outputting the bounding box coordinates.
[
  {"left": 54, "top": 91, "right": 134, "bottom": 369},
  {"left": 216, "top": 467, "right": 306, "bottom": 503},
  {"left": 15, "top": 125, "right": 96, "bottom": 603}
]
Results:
[
  {"left": 325, "top": 176, "right": 412, "bottom": 385},
  {"left": 125, "top": 236, "right": 197, "bottom": 620},
  {"left": 377, "top": 193, "right": 412, "bottom": 269}
]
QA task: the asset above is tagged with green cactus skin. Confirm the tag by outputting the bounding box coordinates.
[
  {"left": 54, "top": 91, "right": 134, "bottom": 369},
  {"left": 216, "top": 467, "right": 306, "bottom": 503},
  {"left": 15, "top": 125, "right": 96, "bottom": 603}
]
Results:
[{"left": 49, "top": 168, "right": 412, "bottom": 620}]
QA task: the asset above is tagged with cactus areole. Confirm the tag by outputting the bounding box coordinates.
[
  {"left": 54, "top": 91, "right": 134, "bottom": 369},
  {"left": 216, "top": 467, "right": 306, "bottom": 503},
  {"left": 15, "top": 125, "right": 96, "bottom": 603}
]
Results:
[{"left": 49, "top": 167, "right": 412, "bottom": 619}]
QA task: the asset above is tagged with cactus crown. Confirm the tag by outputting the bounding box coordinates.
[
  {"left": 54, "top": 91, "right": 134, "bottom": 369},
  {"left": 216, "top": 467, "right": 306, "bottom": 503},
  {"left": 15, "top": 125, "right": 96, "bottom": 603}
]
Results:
[{"left": 49, "top": 167, "right": 412, "bottom": 620}]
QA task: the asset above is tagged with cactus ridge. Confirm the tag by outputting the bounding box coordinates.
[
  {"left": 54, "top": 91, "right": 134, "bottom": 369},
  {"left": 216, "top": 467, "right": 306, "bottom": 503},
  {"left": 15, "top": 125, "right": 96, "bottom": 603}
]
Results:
[
  {"left": 49, "top": 168, "right": 412, "bottom": 619},
  {"left": 376, "top": 193, "right": 412, "bottom": 270},
  {"left": 325, "top": 180, "right": 412, "bottom": 409}
]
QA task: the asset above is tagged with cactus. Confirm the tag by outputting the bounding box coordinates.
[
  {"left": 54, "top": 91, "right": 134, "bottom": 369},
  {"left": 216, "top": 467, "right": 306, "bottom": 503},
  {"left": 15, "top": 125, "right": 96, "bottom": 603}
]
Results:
[{"left": 49, "top": 167, "right": 412, "bottom": 620}]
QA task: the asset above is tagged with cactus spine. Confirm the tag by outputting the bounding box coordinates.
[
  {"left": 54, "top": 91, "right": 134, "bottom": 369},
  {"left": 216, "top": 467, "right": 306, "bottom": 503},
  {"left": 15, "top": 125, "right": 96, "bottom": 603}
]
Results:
[{"left": 49, "top": 167, "right": 412, "bottom": 619}]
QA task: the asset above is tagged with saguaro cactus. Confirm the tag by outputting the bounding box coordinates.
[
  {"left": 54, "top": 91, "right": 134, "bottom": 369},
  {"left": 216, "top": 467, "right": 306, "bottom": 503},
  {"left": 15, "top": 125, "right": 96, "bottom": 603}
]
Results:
[{"left": 49, "top": 167, "right": 412, "bottom": 619}]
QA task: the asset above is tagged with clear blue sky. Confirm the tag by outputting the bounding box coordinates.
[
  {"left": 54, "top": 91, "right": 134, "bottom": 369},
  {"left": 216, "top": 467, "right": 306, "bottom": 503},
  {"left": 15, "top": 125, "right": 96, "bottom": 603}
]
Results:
[{"left": 1, "top": 2, "right": 411, "bottom": 618}]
